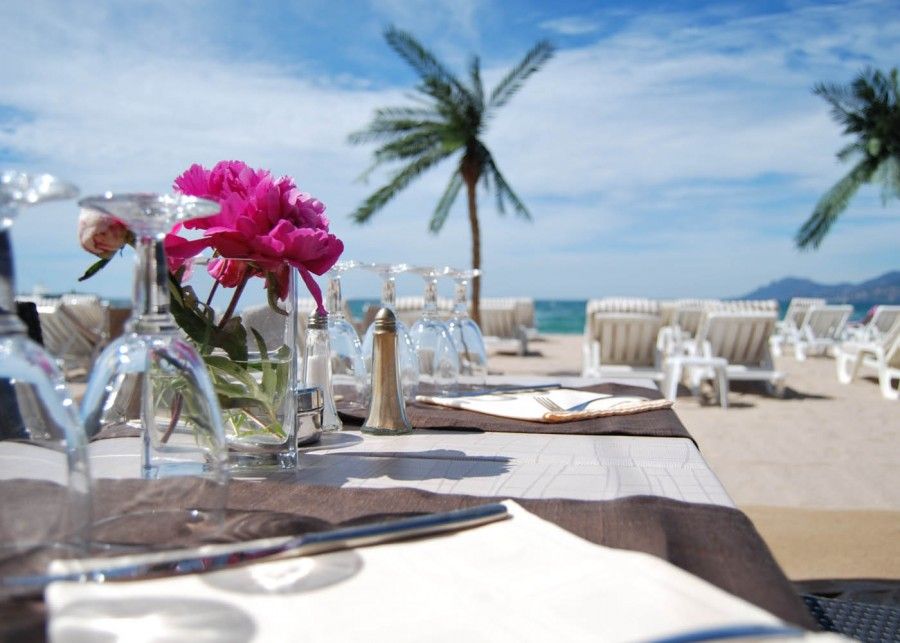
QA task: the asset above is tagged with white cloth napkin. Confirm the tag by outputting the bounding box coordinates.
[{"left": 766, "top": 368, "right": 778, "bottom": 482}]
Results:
[
  {"left": 417, "top": 388, "right": 672, "bottom": 423},
  {"left": 46, "top": 501, "right": 813, "bottom": 643}
]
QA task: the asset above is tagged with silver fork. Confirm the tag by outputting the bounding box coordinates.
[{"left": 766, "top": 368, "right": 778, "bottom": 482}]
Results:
[{"left": 534, "top": 395, "right": 610, "bottom": 413}]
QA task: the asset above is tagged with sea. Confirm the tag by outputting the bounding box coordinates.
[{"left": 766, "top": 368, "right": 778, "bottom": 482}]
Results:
[{"left": 347, "top": 299, "right": 880, "bottom": 335}]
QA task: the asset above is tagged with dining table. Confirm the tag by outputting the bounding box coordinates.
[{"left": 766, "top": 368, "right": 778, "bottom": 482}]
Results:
[{"left": 0, "top": 375, "right": 817, "bottom": 641}]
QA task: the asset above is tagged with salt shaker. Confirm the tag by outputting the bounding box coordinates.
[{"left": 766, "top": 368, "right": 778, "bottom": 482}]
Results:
[
  {"left": 302, "top": 310, "right": 342, "bottom": 432},
  {"left": 362, "top": 307, "right": 412, "bottom": 435},
  {"left": 295, "top": 386, "right": 324, "bottom": 446}
]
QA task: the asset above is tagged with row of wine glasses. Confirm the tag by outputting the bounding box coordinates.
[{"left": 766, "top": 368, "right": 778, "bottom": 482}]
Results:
[{"left": 326, "top": 261, "right": 487, "bottom": 403}]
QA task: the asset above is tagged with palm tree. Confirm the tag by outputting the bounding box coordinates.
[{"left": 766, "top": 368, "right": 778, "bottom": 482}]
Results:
[
  {"left": 797, "top": 66, "right": 900, "bottom": 249},
  {"left": 348, "top": 26, "right": 554, "bottom": 323}
]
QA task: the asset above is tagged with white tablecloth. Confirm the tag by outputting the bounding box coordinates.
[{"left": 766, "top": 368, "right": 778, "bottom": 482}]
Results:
[{"left": 70, "top": 377, "right": 733, "bottom": 508}]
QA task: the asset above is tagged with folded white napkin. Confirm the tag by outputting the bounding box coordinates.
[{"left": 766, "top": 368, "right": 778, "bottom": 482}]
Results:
[
  {"left": 46, "top": 501, "right": 811, "bottom": 643},
  {"left": 417, "top": 388, "right": 672, "bottom": 423}
]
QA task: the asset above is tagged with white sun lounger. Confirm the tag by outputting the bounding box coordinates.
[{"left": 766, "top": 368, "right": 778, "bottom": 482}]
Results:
[
  {"left": 835, "top": 318, "right": 900, "bottom": 400},
  {"left": 685, "top": 311, "right": 784, "bottom": 399},
  {"left": 793, "top": 305, "right": 853, "bottom": 361},
  {"left": 480, "top": 299, "right": 528, "bottom": 356},
  {"left": 33, "top": 294, "right": 110, "bottom": 381},
  {"left": 581, "top": 311, "right": 665, "bottom": 382},
  {"left": 844, "top": 305, "right": 900, "bottom": 344},
  {"left": 770, "top": 297, "right": 827, "bottom": 358}
]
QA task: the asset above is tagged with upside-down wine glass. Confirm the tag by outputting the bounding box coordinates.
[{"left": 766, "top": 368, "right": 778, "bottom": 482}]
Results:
[
  {"left": 78, "top": 193, "right": 229, "bottom": 545},
  {"left": 444, "top": 267, "right": 488, "bottom": 388},
  {"left": 325, "top": 260, "right": 368, "bottom": 412},
  {"left": 360, "top": 263, "right": 419, "bottom": 402},
  {"left": 0, "top": 171, "right": 90, "bottom": 584},
  {"left": 408, "top": 266, "right": 460, "bottom": 395}
]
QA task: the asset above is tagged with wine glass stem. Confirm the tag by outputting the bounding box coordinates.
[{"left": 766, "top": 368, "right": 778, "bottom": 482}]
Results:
[
  {"left": 0, "top": 227, "right": 26, "bottom": 335},
  {"left": 453, "top": 278, "right": 469, "bottom": 317},
  {"left": 131, "top": 235, "right": 176, "bottom": 334},
  {"left": 423, "top": 277, "right": 438, "bottom": 316},
  {"left": 327, "top": 274, "right": 344, "bottom": 319},
  {"left": 381, "top": 275, "right": 396, "bottom": 310}
]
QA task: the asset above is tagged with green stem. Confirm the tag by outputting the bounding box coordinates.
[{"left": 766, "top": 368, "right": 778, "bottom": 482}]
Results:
[{"left": 217, "top": 272, "right": 252, "bottom": 330}]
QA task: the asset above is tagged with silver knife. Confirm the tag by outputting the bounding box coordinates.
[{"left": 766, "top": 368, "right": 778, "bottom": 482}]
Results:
[
  {"left": 432, "top": 383, "right": 563, "bottom": 398},
  {"left": 3, "top": 502, "right": 509, "bottom": 593}
]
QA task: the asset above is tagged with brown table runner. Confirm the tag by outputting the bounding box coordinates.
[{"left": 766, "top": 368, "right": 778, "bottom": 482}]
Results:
[
  {"left": 0, "top": 478, "right": 814, "bottom": 640},
  {"left": 341, "top": 383, "right": 693, "bottom": 441}
]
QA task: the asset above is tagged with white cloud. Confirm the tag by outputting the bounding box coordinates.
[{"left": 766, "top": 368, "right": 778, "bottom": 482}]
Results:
[
  {"left": 539, "top": 16, "right": 601, "bottom": 36},
  {"left": 1, "top": 0, "right": 898, "bottom": 304}
]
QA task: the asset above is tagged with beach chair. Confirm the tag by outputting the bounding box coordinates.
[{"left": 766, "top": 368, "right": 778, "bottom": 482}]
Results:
[
  {"left": 844, "top": 305, "right": 900, "bottom": 344},
  {"left": 392, "top": 296, "right": 454, "bottom": 327},
  {"left": 35, "top": 294, "right": 110, "bottom": 380},
  {"left": 770, "top": 297, "right": 826, "bottom": 357},
  {"left": 657, "top": 299, "right": 719, "bottom": 358},
  {"left": 793, "top": 305, "right": 853, "bottom": 361},
  {"left": 685, "top": 311, "right": 784, "bottom": 398},
  {"left": 585, "top": 297, "right": 659, "bottom": 316},
  {"left": 581, "top": 311, "right": 665, "bottom": 382},
  {"left": 480, "top": 298, "right": 527, "bottom": 355},
  {"left": 835, "top": 318, "right": 900, "bottom": 400},
  {"left": 721, "top": 299, "right": 779, "bottom": 313},
  {"left": 513, "top": 298, "right": 540, "bottom": 341}
]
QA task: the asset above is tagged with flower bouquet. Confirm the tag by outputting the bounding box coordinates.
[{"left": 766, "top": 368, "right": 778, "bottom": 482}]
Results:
[{"left": 80, "top": 161, "right": 343, "bottom": 467}]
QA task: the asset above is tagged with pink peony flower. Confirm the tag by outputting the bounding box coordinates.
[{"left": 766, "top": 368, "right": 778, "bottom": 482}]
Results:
[
  {"left": 167, "top": 161, "right": 343, "bottom": 312},
  {"left": 207, "top": 258, "right": 255, "bottom": 288},
  {"left": 78, "top": 208, "right": 129, "bottom": 259}
]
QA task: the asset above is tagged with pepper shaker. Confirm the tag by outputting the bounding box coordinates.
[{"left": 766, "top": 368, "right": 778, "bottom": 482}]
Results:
[{"left": 362, "top": 307, "right": 412, "bottom": 435}]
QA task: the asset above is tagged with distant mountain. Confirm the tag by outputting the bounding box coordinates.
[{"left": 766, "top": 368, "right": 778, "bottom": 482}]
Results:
[{"left": 741, "top": 271, "right": 900, "bottom": 303}]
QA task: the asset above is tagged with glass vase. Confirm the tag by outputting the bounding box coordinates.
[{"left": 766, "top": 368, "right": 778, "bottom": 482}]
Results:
[{"left": 175, "top": 257, "right": 299, "bottom": 471}]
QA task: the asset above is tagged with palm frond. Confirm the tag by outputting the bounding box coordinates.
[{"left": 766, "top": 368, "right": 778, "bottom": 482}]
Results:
[
  {"left": 469, "top": 56, "right": 484, "bottom": 112},
  {"left": 385, "top": 26, "right": 471, "bottom": 102},
  {"left": 485, "top": 155, "right": 532, "bottom": 220},
  {"left": 488, "top": 40, "right": 555, "bottom": 110},
  {"left": 350, "top": 148, "right": 453, "bottom": 224},
  {"left": 796, "top": 158, "right": 876, "bottom": 249},
  {"left": 374, "top": 106, "right": 441, "bottom": 120},
  {"left": 836, "top": 141, "right": 864, "bottom": 162},
  {"left": 429, "top": 172, "right": 464, "bottom": 233},
  {"left": 873, "top": 155, "right": 900, "bottom": 204},
  {"left": 348, "top": 117, "right": 445, "bottom": 145},
  {"left": 373, "top": 130, "right": 450, "bottom": 164}
]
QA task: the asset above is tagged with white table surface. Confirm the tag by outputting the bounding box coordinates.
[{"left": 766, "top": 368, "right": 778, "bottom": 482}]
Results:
[{"left": 73, "top": 376, "right": 734, "bottom": 508}]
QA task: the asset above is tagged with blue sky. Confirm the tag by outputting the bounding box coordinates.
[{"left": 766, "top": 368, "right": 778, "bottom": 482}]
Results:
[{"left": 1, "top": 0, "right": 898, "bottom": 303}]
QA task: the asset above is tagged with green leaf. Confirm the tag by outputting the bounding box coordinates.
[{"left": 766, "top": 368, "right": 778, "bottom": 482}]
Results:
[
  {"left": 250, "top": 328, "right": 279, "bottom": 399},
  {"left": 78, "top": 257, "right": 112, "bottom": 282}
]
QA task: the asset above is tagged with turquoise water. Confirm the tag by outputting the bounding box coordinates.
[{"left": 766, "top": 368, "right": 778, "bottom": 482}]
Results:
[
  {"left": 349, "top": 298, "right": 878, "bottom": 335},
  {"left": 532, "top": 300, "right": 878, "bottom": 334},
  {"left": 532, "top": 300, "right": 877, "bottom": 334}
]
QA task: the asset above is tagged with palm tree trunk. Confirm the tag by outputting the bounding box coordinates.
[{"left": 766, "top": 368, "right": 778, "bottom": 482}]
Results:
[{"left": 464, "top": 175, "right": 481, "bottom": 327}]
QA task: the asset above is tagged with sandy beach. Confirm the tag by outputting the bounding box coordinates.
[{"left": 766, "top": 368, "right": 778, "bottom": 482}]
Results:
[{"left": 490, "top": 334, "right": 900, "bottom": 583}]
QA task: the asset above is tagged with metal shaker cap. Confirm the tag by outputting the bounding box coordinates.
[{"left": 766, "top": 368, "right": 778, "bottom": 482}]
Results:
[
  {"left": 307, "top": 309, "right": 328, "bottom": 330},
  {"left": 295, "top": 386, "right": 324, "bottom": 411},
  {"left": 373, "top": 306, "right": 396, "bottom": 331}
]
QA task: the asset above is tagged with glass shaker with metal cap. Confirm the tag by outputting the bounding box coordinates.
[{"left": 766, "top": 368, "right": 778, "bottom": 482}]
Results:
[
  {"left": 302, "top": 310, "right": 342, "bottom": 432},
  {"left": 362, "top": 307, "right": 412, "bottom": 435},
  {"left": 295, "top": 386, "right": 324, "bottom": 446}
]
